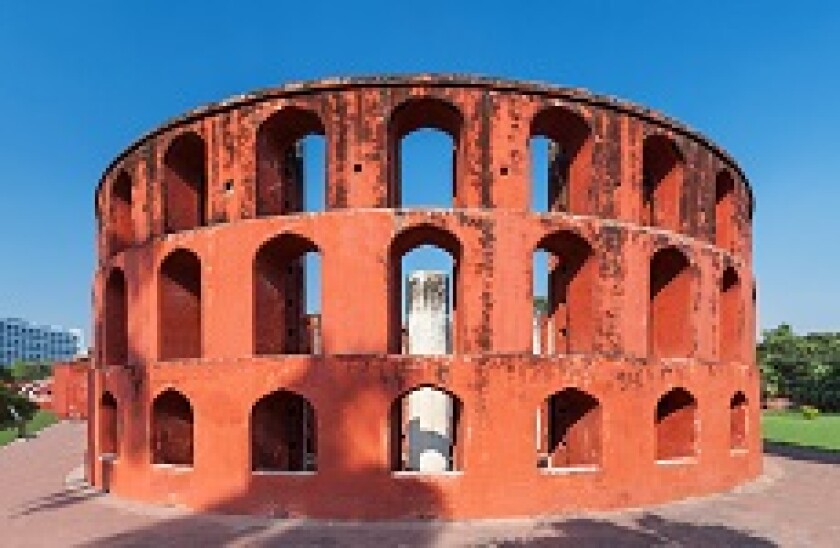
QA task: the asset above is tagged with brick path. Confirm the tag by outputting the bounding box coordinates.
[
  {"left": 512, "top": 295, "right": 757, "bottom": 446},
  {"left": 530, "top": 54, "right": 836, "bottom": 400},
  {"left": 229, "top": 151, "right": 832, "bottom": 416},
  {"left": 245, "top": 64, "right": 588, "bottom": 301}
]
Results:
[{"left": 1, "top": 422, "right": 838, "bottom": 547}]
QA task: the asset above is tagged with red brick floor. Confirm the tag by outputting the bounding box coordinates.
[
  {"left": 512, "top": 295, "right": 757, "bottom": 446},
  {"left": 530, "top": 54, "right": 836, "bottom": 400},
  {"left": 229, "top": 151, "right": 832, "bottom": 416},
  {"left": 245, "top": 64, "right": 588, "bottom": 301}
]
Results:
[{"left": 1, "top": 421, "right": 838, "bottom": 547}]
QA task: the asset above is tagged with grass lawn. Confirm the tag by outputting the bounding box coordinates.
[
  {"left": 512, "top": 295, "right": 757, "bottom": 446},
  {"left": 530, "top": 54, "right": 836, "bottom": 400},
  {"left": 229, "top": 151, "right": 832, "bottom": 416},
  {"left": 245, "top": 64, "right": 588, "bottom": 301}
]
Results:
[
  {"left": 0, "top": 410, "right": 59, "bottom": 447},
  {"left": 762, "top": 410, "right": 840, "bottom": 452}
]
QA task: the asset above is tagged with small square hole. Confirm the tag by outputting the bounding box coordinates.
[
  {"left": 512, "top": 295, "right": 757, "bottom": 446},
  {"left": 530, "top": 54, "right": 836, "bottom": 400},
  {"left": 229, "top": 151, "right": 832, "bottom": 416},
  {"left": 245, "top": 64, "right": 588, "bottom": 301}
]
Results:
[
  {"left": 500, "top": 167, "right": 509, "bottom": 176},
  {"left": 353, "top": 163, "right": 362, "bottom": 173},
  {"left": 223, "top": 180, "right": 234, "bottom": 193}
]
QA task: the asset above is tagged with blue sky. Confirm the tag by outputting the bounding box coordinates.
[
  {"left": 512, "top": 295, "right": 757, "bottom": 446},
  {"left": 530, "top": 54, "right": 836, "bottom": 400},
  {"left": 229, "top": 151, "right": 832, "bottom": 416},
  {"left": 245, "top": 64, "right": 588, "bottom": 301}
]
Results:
[{"left": 0, "top": 1, "right": 838, "bottom": 343}]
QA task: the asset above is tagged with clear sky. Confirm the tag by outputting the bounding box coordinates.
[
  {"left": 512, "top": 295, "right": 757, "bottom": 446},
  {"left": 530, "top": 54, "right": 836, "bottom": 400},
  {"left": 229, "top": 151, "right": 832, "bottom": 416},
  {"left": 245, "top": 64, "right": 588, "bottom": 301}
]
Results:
[{"left": 0, "top": 1, "right": 838, "bottom": 343}]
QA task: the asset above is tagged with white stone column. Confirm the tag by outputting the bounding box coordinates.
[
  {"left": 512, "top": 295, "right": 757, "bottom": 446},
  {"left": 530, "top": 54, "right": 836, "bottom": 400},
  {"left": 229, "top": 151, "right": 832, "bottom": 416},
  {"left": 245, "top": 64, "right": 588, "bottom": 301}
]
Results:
[
  {"left": 405, "top": 271, "right": 454, "bottom": 472},
  {"left": 406, "top": 271, "right": 450, "bottom": 355}
]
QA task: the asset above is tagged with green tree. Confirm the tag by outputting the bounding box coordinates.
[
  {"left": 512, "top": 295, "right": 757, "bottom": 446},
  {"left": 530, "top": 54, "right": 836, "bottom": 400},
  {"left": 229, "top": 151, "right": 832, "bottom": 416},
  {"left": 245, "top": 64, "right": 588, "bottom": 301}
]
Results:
[
  {"left": 9, "top": 360, "right": 52, "bottom": 382},
  {"left": 758, "top": 324, "right": 840, "bottom": 410},
  {"left": 0, "top": 384, "right": 37, "bottom": 435}
]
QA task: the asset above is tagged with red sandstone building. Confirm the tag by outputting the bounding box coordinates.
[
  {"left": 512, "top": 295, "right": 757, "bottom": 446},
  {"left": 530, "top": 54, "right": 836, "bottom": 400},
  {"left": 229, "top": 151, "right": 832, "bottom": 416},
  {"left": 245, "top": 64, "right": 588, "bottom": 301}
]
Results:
[{"left": 88, "top": 75, "right": 759, "bottom": 519}]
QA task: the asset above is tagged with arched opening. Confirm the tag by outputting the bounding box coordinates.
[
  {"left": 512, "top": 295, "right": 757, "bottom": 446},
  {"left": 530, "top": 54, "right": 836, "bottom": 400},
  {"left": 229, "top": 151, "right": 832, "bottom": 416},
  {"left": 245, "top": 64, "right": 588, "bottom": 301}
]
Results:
[
  {"left": 158, "top": 249, "right": 202, "bottom": 360},
  {"left": 530, "top": 107, "right": 591, "bottom": 213},
  {"left": 151, "top": 389, "right": 194, "bottom": 466},
  {"left": 655, "top": 388, "right": 697, "bottom": 461},
  {"left": 256, "top": 108, "right": 326, "bottom": 216},
  {"left": 720, "top": 266, "right": 742, "bottom": 363},
  {"left": 104, "top": 268, "right": 128, "bottom": 366},
  {"left": 250, "top": 390, "right": 316, "bottom": 472},
  {"left": 533, "top": 230, "right": 595, "bottom": 354},
  {"left": 642, "top": 135, "right": 683, "bottom": 230},
  {"left": 388, "top": 225, "right": 461, "bottom": 354},
  {"left": 715, "top": 171, "right": 736, "bottom": 252},
  {"left": 730, "top": 391, "right": 748, "bottom": 451},
  {"left": 537, "top": 388, "right": 601, "bottom": 469},
  {"left": 164, "top": 132, "right": 207, "bottom": 233},
  {"left": 100, "top": 392, "right": 118, "bottom": 456},
  {"left": 650, "top": 247, "right": 692, "bottom": 358},
  {"left": 110, "top": 171, "right": 134, "bottom": 254},
  {"left": 388, "top": 98, "right": 463, "bottom": 208},
  {"left": 390, "top": 386, "right": 462, "bottom": 473},
  {"left": 253, "top": 234, "right": 321, "bottom": 355}
]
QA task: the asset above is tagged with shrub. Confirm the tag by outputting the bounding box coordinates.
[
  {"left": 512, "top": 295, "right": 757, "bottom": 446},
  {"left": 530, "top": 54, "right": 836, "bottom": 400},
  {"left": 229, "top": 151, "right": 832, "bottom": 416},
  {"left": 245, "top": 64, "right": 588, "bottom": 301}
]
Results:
[{"left": 801, "top": 405, "right": 820, "bottom": 420}]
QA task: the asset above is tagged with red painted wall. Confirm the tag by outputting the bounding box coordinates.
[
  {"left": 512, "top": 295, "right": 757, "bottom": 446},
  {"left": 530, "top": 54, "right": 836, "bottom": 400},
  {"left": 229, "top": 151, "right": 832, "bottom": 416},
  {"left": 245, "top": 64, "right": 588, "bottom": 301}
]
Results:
[{"left": 88, "top": 75, "right": 758, "bottom": 519}]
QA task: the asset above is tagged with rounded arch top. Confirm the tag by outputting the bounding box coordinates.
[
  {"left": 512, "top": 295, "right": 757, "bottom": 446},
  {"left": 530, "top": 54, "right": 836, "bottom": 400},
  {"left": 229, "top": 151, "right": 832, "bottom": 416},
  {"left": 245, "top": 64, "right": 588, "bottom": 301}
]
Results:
[
  {"left": 389, "top": 222, "right": 463, "bottom": 259},
  {"left": 254, "top": 232, "right": 321, "bottom": 262},
  {"left": 163, "top": 130, "right": 206, "bottom": 162},
  {"left": 388, "top": 96, "right": 464, "bottom": 140},
  {"left": 159, "top": 246, "right": 202, "bottom": 272},
  {"left": 651, "top": 244, "right": 693, "bottom": 270},
  {"left": 100, "top": 390, "right": 118, "bottom": 407},
  {"left": 530, "top": 104, "right": 591, "bottom": 143},
  {"left": 535, "top": 228, "right": 593, "bottom": 256},
  {"left": 256, "top": 106, "right": 326, "bottom": 140},
  {"left": 152, "top": 387, "right": 194, "bottom": 409}
]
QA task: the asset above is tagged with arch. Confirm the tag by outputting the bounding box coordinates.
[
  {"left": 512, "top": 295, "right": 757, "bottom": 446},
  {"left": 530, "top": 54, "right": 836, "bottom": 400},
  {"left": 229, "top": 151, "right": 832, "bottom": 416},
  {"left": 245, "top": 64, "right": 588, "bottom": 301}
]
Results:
[
  {"left": 642, "top": 134, "right": 683, "bottom": 230},
  {"left": 715, "top": 170, "right": 737, "bottom": 252},
  {"left": 164, "top": 132, "right": 207, "bottom": 233},
  {"left": 253, "top": 233, "right": 321, "bottom": 355},
  {"left": 649, "top": 247, "right": 692, "bottom": 358},
  {"left": 250, "top": 390, "right": 316, "bottom": 472},
  {"left": 537, "top": 388, "right": 601, "bottom": 469},
  {"left": 388, "top": 224, "right": 463, "bottom": 354},
  {"left": 100, "top": 392, "right": 118, "bottom": 456},
  {"left": 655, "top": 388, "right": 697, "bottom": 461},
  {"left": 729, "top": 391, "right": 748, "bottom": 451},
  {"left": 529, "top": 106, "right": 592, "bottom": 213},
  {"left": 158, "top": 249, "right": 202, "bottom": 360},
  {"left": 151, "top": 389, "right": 194, "bottom": 466},
  {"left": 533, "top": 230, "right": 596, "bottom": 354},
  {"left": 104, "top": 268, "right": 128, "bottom": 366},
  {"left": 256, "top": 107, "right": 327, "bottom": 216},
  {"left": 110, "top": 170, "right": 134, "bottom": 254},
  {"left": 387, "top": 97, "right": 464, "bottom": 208},
  {"left": 390, "top": 385, "right": 463, "bottom": 473},
  {"left": 720, "top": 266, "right": 742, "bottom": 363}
]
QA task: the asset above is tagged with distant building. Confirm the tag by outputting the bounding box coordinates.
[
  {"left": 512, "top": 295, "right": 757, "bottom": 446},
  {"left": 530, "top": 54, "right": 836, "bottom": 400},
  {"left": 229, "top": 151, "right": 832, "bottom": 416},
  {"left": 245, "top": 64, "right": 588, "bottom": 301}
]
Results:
[{"left": 0, "top": 317, "right": 82, "bottom": 366}]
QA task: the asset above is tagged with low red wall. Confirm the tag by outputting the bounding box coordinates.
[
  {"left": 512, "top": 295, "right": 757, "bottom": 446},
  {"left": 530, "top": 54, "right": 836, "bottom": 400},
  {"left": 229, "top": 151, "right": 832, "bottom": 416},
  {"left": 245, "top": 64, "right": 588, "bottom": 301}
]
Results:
[{"left": 52, "top": 359, "right": 90, "bottom": 419}]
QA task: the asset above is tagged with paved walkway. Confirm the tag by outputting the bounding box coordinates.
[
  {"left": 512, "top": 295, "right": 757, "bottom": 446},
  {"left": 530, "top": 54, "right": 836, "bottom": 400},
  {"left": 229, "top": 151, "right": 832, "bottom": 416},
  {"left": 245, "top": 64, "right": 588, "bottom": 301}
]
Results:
[{"left": 1, "top": 422, "right": 839, "bottom": 547}]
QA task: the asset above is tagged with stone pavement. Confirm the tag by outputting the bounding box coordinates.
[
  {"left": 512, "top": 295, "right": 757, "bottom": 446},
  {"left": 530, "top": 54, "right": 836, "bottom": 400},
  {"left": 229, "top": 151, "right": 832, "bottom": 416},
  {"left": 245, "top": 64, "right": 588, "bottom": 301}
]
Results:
[{"left": 1, "top": 422, "right": 839, "bottom": 547}]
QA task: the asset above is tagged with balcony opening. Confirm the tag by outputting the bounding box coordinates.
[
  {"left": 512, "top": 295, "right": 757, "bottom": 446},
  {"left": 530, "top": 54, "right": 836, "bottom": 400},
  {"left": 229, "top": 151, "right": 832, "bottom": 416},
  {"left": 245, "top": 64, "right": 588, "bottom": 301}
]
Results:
[
  {"left": 655, "top": 388, "right": 697, "bottom": 461},
  {"left": 251, "top": 390, "right": 316, "bottom": 472},
  {"left": 152, "top": 389, "right": 194, "bottom": 466},
  {"left": 650, "top": 247, "right": 692, "bottom": 358},
  {"left": 256, "top": 108, "right": 326, "bottom": 216},
  {"left": 642, "top": 134, "right": 683, "bottom": 230},
  {"left": 530, "top": 107, "right": 591, "bottom": 213},
  {"left": 537, "top": 388, "right": 601, "bottom": 470},
  {"left": 164, "top": 132, "right": 207, "bottom": 233},
  {"left": 388, "top": 98, "right": 463, "bottom": 208},
  {"left": 388, "top": 225, "right": 461, "bottom": 354},
  {"left": 391, "top": 386, "right": 462, "bottom": 473},
  {"left": 254, "top": 234, "right": 321, "bottom": 355},
  {"left": 533, "top": 231, "right": 595, "bottom": 354},
  {"left": 159, "top": 249, "right": 202, "bottom": 360}
]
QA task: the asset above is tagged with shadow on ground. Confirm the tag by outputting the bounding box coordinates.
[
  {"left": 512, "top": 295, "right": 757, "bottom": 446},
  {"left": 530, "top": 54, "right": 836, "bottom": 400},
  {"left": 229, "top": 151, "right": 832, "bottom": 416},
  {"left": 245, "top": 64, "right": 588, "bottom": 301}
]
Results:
[
  {"left": 76, "top": 510, "right": 776, "bottom": 546},
  {"left": 9, "top": 484, "right": 103, "bottom": 518},
  {"left": 763, "top": 441, "right": 840, "bottom": 465}
]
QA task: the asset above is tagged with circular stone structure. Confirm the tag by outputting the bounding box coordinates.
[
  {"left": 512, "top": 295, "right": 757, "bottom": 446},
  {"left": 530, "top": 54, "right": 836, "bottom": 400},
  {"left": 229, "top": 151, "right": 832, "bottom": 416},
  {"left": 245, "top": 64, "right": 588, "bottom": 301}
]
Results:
[{"left": 88, "top": 74, "right": 760, "bottom": 519}]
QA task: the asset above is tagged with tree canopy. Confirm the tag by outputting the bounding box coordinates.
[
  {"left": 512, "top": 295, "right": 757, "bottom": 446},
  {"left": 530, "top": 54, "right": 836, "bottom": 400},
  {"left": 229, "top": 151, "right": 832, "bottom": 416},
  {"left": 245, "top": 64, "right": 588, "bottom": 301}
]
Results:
[
  {"left": 758, "top": 324, "right": 840, "bottom": 411},
  {"left": 0, "top": 384, "right": 37, "bottom": 430}
]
